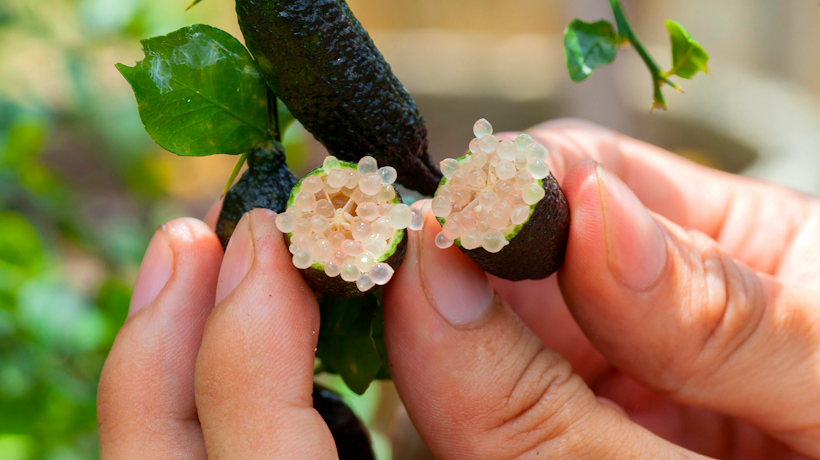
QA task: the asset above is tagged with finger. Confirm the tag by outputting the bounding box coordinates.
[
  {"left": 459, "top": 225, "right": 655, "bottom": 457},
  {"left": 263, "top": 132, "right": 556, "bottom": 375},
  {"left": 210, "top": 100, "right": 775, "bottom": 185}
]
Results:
[
  {"left": 383, "top": 208, "right": 702, "bottom": 459},
  {"left": 194, "top": 209, "right": 336, "bottom": 459},
  {"left": 98, "top": 218, "right": 223, "bottom": 459},
  {"left": 204, "top": 196, "right": 224, "bottom": 231},
  {"left": 558, "top": 160, "right": 820, "bottom": 457},
  {"left": 518, "top": 120, "right": 819, "bottom": 282}
]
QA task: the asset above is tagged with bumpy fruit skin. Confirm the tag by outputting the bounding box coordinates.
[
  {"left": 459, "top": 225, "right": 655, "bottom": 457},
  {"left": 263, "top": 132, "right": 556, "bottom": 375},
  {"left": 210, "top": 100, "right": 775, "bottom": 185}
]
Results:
[
  {"left": 438, "top": 172, "right": 570, "bottom": 281},
  {"left": 313, "top": 384, "right": 375, "bottom": 460},
  {"left": 235, "top": 0, "right": 442, "bottom": 195},
  {"left": 216, "top": 141, "right": 297, "bottom": 249}
]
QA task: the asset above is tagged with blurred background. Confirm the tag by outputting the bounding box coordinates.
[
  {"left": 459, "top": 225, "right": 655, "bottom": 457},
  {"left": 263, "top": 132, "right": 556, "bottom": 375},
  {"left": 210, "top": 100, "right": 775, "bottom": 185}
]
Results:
[{"left": 1, "top": 0, "right": 819, "bottom": 458}]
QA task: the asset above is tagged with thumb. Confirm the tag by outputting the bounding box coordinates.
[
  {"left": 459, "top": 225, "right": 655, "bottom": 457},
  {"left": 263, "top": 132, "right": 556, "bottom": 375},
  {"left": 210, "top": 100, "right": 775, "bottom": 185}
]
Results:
[
  {"left": 383, "top": 203, "right": 700, "bottom": 459},
  {"left": 558, "top": 160, "right": 820, "bottom": 456}
]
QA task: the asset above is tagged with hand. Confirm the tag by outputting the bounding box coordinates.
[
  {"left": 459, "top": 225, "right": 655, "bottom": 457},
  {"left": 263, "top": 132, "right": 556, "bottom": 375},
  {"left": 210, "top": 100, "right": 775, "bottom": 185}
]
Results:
[
  {"left": 383, "top": 120, "right": 820, "bottom": 459},
  {"left": 96, "top": 119, "right": 820, "bottom": 459}
]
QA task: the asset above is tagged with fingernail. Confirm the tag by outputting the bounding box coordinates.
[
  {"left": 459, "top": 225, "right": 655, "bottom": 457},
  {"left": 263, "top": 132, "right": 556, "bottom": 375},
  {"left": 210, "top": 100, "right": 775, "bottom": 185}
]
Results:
[
  {"left": 597, "top": 164, "right": 666, "bottom": 290},
  {"left": 418, "top": 212, "right": 495, "bottom": 326},
  {"left": 215, "top": 213, "right": 255, "bottom": 304},
  {"left": 129, "top": 225, "right": 174, "bottom": 318}
]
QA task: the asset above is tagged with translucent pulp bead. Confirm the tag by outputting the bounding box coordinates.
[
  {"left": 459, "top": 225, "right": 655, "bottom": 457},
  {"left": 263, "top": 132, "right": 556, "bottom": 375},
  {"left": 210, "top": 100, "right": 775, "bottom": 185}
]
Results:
[
  {"left": 511, "top": 205, "right": 530, "bottom": 225},
  {"left": 528, "top": 158, "right": 550, "bottom": 179},
  {"left": 467, "top": 169, "right": 487, "bottom": 188},
  {"left": 440, "top": 159, "right": 459, "bottom": 179},
  {"left": 294, "top": 192, "right": 315, "bottom": 211},
  {"left": 497, "top": 140, "right": 517, "bottom": 160},
  {"left": 356, "top": 202, "right": 379, "bottom": 221},
  {"left": 315, "top": 199, "right": 335, "bottom": 218},
  {"left": 378, "top": 202, "right": 393, "bottom": 216},
  {"left": 450, "top": 170, "right": 467, "bottom": 187},
  {"left": 515, "top": 170, "right": 532, "bottom": 189},
  {"left": 286, "top": 206, "right": 302, "bottom": 219},
  {"left": 376, "top": 185, "right": 396, "bottom": 203},
  {"left": 356, "top": 275, "right": 375, "bottom": 292},
  {"left": 442, "top": 220, "right": 464, "bottom": 240},
  {"left": 352, "top": 221, "right": 372, "bottom": 240},
  {"left": 437, "top": 185, "right": 454, "bottom": 200},
  {"left": 293, "top": 249, "right": 313, "bottom": 269},
  {"left": 478, "top": 190, "right": 498, "bottom": 210},
  {"left": 522, "top": 183, "right": 546, "bottom": 205},
  {"left": 495, "top": 160, "right": 516, "bottom": 180},
  {"left": 302, "top": 175, "right": 324, "bottom": 194},
  {"left": 460, "top": 230, "right": 482, "bottom": 250},
  {"left": 333, "top": 250, "right": 346, "bottom": 263},
  {"left": 388, "top": 204, "right": 412, "bottom": 229},
  {"left": 355, "top": 253, "right": 376, "bottom": 272},
  {"left": 328, "top": 231, "right": 346, "bottom": 248},
  {"left": 524, "top": 143, "right": 548, "bottom": 160},
  {"left": 342, "top": 240, "right": 364, "bottom": 256},
  {"left": 359, "top": 173, "right": 382, "bottom": 196},
  {"left": 323, "top": 156, "right": 340, "bottom": 170},
  {"left": 469, "top": 138, "right": 481, "bottom": 154},
  {"left": 324, "top": 181, "right": 341, "bottom": 194},
  {"left": 515, "top": 134, "right": 534, "bottom": 148},
  {"left": 325, "top": 261, "right": 341, "bottom": 277},
  {"left": 435, "top": 232, "right": 453, "bottom": 249},
  {"left": 368, "top": 263, "right": 394, "bottom": 285},
  {"left": 371, "top": 217, "right": 393, "bottom": 239},
  {"left": 364, "top": 238, "right": 388, "bottom": 257},
  {"left": 515, "top": 151, "right": 528, "bottom": 170},
  {"left": 470, "top": 150, "right": 488, "bottom": 169},
  {"left": 331, "top": 194, "right": 348, "bottom": 208},
  {"left": 473, "top": 118, "right": 493, "bottom": 137},
  {"left": 453, "top": 210, "right": 477, "bottom": 230},
  {"left": 488, "top": 211, "right": 509, "bottom": 231},
  {"left": 496, "top": 180, "right": 514, "bottom": 199},
  {"left": 340, "top": 262, "right": 360, "bottom": 282},
  {"left": 345, "top": 170, "right": 361, "bottom": 189},
  {"left": 275, "top": 213, "right": 296, "bottom": 233},
  {"left": 431, "top": 196, "right": 453, "bottom": 218},
  {"left": 327, "top": 168, "right": 349, "bottom": 188},
  {"left": 460, "top": 157, "right": 473, "bottom": 172},
  {"left": 378, "top": 166, "right": 397, "bottom": 185},
  {"left": 292, "top": 235, "right": 313, "bottom": 248},
  {"left": 293, "top": 218, "right": 311, "bottom": 235},
  {"left": 310, "top": 216, "right": 329, "bottom": 232},
  {"left": 289, "top": 244, "right": 298, "bottom": 254},
  {"left": 358, "top": 156, "right": 378, "bottom": 175},
  {"left": 409, "top": 207, "right": 425, "bottom": 231},
  {"left": 453, "top": 188, "right": 471, "bottom": 207},
  {"left": 482, "top": 231, "right": 507, "bottom": 253},
  {"left": 312, "top": 239, "right": 333, "bottom": 261},
  {"left": 478, "top": 134, "right": 499, "bottom": 153}
]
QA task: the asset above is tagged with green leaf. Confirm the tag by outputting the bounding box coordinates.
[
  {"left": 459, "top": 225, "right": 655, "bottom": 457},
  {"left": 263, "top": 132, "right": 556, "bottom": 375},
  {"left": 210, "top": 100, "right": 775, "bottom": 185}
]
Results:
[
  {"left": 664, "top": 20, "right": 709, "bottom": 79},
  {"left": 563, "top": 19, "right": 619, "bottom": 82},
  {"left": 316, "top": 295, "right": 382, "bottom": 395},
  {"left": 371, "top": 303, "right": 391, "bottom": 379},
  {"left": 116, "top": 24, "right": 270, "bottom": 156}
]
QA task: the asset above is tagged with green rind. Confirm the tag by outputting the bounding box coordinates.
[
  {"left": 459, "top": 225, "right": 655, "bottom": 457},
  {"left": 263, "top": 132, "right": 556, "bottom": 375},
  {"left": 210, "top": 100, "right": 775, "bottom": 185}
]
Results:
[
  {"left": 437, "top": 172, "right": 569, "bottom": 281},
  {"left": 285, "top": 161, "right": 407, "bottom": 298},
  {"left": 216, "top": 141, "right": 297, "bottom": 249},
  {"left": 235, "top": 0, "right": 442, "bottom": 196}
]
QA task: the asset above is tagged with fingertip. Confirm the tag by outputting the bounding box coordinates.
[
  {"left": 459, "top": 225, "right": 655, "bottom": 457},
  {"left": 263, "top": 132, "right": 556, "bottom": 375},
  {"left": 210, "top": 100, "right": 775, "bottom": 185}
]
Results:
[{"left": 204, "top": 197, "right": 224, "bottom": 231}]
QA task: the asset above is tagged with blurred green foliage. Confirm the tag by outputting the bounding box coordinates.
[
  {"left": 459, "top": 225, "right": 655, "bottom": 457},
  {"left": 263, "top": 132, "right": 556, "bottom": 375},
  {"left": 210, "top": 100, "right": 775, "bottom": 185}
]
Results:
[{"left": 0, "top": 0, "right": 255, "bottom": 458}]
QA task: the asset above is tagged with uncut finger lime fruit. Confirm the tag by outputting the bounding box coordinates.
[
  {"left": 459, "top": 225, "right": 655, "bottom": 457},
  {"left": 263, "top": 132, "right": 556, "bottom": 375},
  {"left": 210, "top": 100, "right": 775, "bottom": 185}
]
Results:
[
  {"left": 432, "top": 119, "right": 569, "bottom": 281},
  {"left": 235, "top": 0, "right": 441, "bottom": 196},
  {"left": 276, "top": 156, "right": 420, "bottom": 298}
]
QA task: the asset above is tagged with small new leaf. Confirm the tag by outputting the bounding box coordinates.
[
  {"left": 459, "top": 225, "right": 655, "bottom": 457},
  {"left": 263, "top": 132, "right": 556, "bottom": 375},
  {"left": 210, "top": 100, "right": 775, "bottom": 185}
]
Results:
[
  {"left": 117, "top": 24, "right": 269, "bottom": 156},
  {"left": 185, "top": 0, "right": 204, "bottom": 11},
  {"left": 664, "top": 20, "right": 709, "bottom": 79},
  {"left": 563, "top": 19, "right": 619, "bottom": 82},
  {"left": 316, "top": 295, "right": 382, "bottom": 395}
]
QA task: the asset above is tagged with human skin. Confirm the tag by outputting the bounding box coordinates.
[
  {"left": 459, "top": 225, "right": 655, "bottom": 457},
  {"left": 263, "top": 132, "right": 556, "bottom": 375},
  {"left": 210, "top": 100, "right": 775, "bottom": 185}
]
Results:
[{"left": 97, "top": 119, "right": 820, "bottom": 459}]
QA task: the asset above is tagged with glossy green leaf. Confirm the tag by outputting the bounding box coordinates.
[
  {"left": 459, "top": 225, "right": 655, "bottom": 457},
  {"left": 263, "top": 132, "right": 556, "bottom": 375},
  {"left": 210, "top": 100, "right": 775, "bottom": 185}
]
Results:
[
  {"left": 316, "top": 295, "right": 382, "bottom": 395},
  {"left": 563, "top": 19, "right": 618, "bottom": 82},
  {"left": 664, "top": 20, "right": 709, "bottom": 79},
  {"left": 116, "top": 24, "right": 269, "bottom": 156}
]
